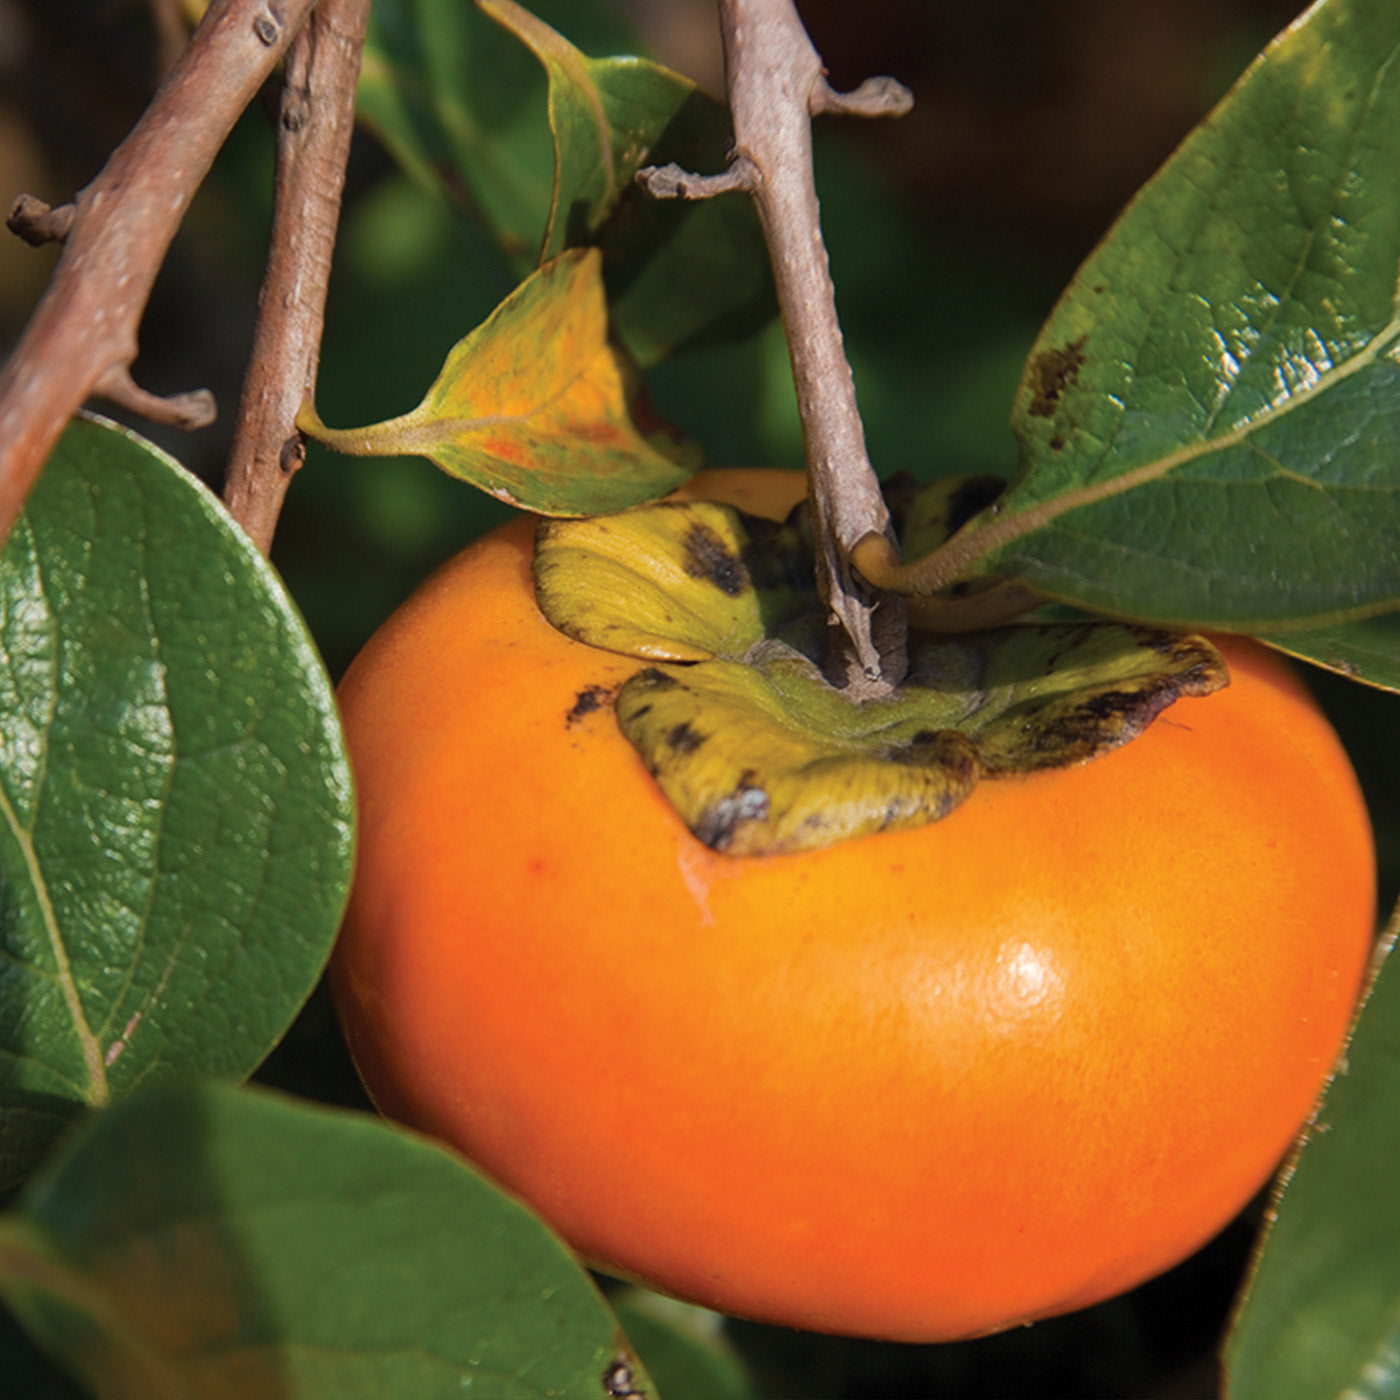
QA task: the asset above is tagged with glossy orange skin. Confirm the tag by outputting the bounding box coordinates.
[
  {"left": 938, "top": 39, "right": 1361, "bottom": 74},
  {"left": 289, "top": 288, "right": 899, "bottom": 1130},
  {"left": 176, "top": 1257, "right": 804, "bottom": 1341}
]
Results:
[{"left": 331, "top": 471, "right": 1376, "bottom": 1342}]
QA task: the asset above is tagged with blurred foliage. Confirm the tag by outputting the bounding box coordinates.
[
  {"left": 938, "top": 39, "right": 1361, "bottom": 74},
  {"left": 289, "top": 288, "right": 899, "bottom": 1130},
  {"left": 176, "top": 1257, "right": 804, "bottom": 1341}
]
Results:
[{"left": 5, "top": 2, "right": 1398, "bottom": 1397}]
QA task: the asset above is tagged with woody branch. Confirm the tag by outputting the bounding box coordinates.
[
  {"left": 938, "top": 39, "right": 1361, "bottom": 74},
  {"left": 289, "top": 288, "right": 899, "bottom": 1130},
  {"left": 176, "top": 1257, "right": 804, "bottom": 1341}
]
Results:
[
  {"left": 638, "top": 0, "right": 912, "bottom": 696},
  {"left": 0, "top": 0, "right": 317, "bottom": 546}
]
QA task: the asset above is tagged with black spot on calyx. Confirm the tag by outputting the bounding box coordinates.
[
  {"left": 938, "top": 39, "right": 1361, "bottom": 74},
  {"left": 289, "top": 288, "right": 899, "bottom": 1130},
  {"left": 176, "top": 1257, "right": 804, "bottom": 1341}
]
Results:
[
  {"left": 632, "top": 667, "right": 682, "bottom": 692},
  {"left": 1053, "top": 687, "right": 1158, "bottom": 755},
  {"left": 1026, "top": 683, "right": 1183, "bottom": 762},
  {"left": 739, "top": 512, "right": 808, "bottom": 593},
  {"left": 888, "top": 729, "right": 979, "bottom": 783},
  {"left": 666, "top": 721, "right": 706, "bottom": 754},
  {"left": 565, "top": 684, "right": 616, "bottom": 726},
  {"left": 1027, "top": 336, "right": 1088, "bottom": 420},
  {"left": 683, "top": 521, "right": 748, "bottom": 597},
  {"left": 879, "top": 471, "right": 919, "bottom": 531}
]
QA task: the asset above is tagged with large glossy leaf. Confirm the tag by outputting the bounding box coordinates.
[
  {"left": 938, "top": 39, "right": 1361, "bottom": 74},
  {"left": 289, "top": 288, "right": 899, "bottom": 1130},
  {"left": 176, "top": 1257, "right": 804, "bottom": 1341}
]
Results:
[
  {"left": 924, "top": 0, "right": 1400, "bottom": 638},
  {"left": 480, "top": 0, "right": 774, "bottom": 362},
  {"left": 0, "top": 418, "right": 353, "bottom": 1187},
  {"left": 300, "top": 249, "right": 694, "bottom": 515},
  {"left": 1223, "top": 929, "right": 1400, "bottom": 1400},
  {"left": 0, "top": 1081, "right": 648, "bottom": 1400}
]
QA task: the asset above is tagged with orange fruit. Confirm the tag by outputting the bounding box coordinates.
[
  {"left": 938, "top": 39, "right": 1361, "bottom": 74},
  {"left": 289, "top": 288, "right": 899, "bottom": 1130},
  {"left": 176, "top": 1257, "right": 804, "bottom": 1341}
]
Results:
[{"left": 330, "top": 470, "right": 1375, "bottom": 1342}]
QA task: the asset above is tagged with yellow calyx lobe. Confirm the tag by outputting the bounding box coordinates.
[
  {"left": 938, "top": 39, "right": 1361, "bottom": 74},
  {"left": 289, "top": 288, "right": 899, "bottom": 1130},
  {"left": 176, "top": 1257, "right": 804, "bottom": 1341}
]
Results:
[{"left": 533, "top": 479, "right": 1227, "bottom": 856}]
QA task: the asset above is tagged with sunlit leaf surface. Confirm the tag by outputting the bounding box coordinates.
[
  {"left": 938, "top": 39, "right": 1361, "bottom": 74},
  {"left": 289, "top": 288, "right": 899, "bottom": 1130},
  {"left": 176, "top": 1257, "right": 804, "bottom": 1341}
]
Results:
[{"left": 0, "top": 419, "right": 353, "bottom": 1187}]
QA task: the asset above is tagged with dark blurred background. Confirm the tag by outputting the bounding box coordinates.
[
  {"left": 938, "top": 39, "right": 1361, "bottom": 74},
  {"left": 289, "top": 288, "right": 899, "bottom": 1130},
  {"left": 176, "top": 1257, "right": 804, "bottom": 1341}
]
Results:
[{"left": 1, "top": 3, "right": 1393, "bottom": 1398}]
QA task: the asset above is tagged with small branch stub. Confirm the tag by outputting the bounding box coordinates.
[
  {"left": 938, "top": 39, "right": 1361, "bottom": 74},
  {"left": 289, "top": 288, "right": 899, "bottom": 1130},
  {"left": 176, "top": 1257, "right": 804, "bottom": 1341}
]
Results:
[
  {"left": 93, "top": 365, "right": 217, "bottom": 431},
  {"left": 252, "top": 9, "right": 283, "bottom": 46},
  {"left": 635, "top": 159, "right": 756, "bottom": 201},
  {"left": 812, "top": 74, "right": 914, "bottom": 119},
  {"left": 6, "top": 196, "right": 76, "bottom": 247},
  {"left": 637, "top": 0, "right": 913, "bottom": 696}
]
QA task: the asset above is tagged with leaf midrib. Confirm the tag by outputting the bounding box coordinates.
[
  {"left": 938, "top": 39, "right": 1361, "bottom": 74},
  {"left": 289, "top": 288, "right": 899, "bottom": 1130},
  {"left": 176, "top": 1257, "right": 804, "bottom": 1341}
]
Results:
[
  {"left": 0, "top": 784, "right": 108, "bottom": 1106},
  {"left": 0, "top": 532, "right": 107, "bottom": 1106},
  {"left": 928, "top": 309, "right": 1400, "bottom": 592}
]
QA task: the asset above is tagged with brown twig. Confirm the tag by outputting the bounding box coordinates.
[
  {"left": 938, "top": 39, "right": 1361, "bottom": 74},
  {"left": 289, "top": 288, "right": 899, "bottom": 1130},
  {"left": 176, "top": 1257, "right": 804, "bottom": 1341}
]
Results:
[
  {"left": 0, "top": 0, "right": 318, "bottom": 548},
  {"left": 638, "top": 0, "right": 912, "bottom": 696},
  {"left": 222, "top": 0, "right": 370, "bottom": 555},
  {"left": 94, "top": 365, "right": 218, "bottom": 431}
]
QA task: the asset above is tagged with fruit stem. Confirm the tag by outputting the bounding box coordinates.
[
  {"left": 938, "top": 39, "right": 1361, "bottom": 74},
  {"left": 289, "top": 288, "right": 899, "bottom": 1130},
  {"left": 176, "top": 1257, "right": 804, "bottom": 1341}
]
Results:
[{"left": 638, "top": 0, "right": 912, "bottom": 697}]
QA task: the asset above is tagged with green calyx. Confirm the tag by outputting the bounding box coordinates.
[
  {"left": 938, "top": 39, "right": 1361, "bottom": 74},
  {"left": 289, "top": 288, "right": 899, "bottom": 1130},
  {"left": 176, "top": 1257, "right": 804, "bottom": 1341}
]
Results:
[{"left": 533, "top": 477, "right": 1227, "bottom": 856}]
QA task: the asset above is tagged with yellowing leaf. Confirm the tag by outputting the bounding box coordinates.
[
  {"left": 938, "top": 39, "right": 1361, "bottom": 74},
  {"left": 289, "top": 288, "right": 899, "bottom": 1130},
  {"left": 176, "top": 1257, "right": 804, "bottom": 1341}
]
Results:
[
  {"left": 299, "top": 248, "right": 693, "bottom": 516},
  {"left": 535, "top": 501, "right": 808, "bottom": 661}
]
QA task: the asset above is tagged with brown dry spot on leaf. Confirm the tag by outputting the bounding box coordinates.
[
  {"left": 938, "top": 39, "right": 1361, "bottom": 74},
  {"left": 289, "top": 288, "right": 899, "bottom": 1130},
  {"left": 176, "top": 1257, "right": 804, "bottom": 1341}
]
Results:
[{"left": 1026, "top": 336, "right": 1088, "bottom": 419}]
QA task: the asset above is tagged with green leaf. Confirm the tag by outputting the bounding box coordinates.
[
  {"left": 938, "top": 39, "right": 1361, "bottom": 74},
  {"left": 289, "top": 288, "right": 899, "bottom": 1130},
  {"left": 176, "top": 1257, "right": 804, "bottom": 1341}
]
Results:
[
  {"left": 1259, "top": 612, "right": 1400, "bottom": 691},
  {"left": 358, "top": 0, "right": 773, "bottom": 361},
  {"left": 479, "top": 0, "right": 774, "bottom": 363},
  {"left": 929, "top": 0, "right": 1400, "bottom": 634},
  {"left": 357, "top": 0, "right": 641, "bottom": 267},
  {"left": 300, "top": 249, "right": 694, "bottom": 517},
  {"left": 535, "top": 488, "right": 1226, "bottom": 855},
  {"left": 0, "top": 1081, "right": 649, "bottom": 1400},
  {"left": 478, "top": 0, "right": 651, "bottom": 259},
  {"left": 0, "top": 418, "right": 353, "bottom": 1186},
  {"left": 1223, "top": 928, "right": 1400, "bottom": 1400}
]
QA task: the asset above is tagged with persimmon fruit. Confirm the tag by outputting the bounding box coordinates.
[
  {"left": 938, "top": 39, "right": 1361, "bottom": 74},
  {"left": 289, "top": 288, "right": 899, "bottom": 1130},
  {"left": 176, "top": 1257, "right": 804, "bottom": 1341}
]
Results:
[{"left": 330, "top": 469, "right": 1376, "bottom": 1342}]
